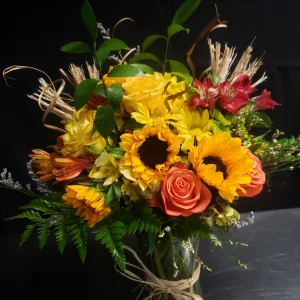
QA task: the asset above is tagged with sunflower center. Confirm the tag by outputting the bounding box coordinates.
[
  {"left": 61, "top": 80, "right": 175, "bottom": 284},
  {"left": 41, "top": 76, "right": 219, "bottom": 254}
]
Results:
[
  {"left": 138, "top": 136, "right": 169, "bottom": 169},
  {"left": 202, "top": 156, "right": 228, "bottom": 178}
]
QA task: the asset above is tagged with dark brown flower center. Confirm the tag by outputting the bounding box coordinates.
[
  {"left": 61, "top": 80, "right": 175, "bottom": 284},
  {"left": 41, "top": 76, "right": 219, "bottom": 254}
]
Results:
[
  {"left": 202, "top": 156, "right": 228, "bottom": 179},
  {"left": 138, "top": 136, "right": 169, "bottom": 169}
]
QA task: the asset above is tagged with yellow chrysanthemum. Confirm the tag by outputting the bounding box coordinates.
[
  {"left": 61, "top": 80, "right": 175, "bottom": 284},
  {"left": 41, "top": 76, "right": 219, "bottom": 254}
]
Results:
[
  {"left": 188, "top": 132, "right": 254, "bottom": 202},
  {"left": 61, "top": 106, "right": 106, "bottom": 157},
  {"left": 89, "top": 151, "right": 120, "bottom": 186},
  {"left": 120, "top": 121, "right": 182, "bottom": 191},
  {"left": 63, "top": 185, "right": 111, "bottom": 227},
  {"left": 172, "top": 105, "right": 213, "bottom": 151}
]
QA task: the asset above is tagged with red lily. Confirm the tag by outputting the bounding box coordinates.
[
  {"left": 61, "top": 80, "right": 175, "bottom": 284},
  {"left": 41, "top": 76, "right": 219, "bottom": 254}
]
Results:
[
  {"left": 255, "top": 90, "right": 280, "bottom": 110},
  {"left": 188, "top": 77, "right": 218, "bottom": 109},
  {"left": 218, "top": 74, "right": 256, "bottom": 114}
]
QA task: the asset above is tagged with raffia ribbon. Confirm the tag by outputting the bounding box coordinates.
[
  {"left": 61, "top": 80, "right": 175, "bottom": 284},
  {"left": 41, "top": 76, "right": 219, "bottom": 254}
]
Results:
[{"left": 116, "top": 245, "right": 203, "bottom": 300}]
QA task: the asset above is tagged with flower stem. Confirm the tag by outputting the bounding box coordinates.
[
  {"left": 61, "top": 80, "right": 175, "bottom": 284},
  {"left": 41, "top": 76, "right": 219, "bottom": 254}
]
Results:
[{"left": 162, "top": 39, "right": 169, "bottom": 74}]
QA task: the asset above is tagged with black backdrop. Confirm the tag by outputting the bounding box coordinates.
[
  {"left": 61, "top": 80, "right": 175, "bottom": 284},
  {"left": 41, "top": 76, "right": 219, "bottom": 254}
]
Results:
[{"left": 1, "top": 0, "right": 300, "bottom": 233}]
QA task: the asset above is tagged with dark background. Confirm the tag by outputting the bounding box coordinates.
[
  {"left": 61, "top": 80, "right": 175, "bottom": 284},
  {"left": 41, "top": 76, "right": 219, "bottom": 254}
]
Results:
[{"left": 0, "top": 0, "right": 300, "bottom": 299}]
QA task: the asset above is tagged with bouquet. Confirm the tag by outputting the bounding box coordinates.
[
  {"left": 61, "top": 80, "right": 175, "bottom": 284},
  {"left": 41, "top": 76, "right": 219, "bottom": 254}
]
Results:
[{"left": 2, "top": 0, "right": 300, "bottom": 299}]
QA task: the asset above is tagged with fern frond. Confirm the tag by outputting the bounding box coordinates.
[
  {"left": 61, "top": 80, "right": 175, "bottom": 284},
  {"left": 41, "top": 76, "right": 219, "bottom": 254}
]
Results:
[
  {"left": 37, "top": 220, "right": 50, "bottom": 249},
  {"left": 94, "top": 220, "right": 126, "bottom": 271},
  {"left": 6, "top": 210, "right": 43, "bottom": 221},
  {"left": 19, "top": 199, "right": 50, "bottom": 212},
  {"left": 19, "top": 224, "right": 36, "bottom": 246},
  {"left": 55, "top": 223, "right": 68, "bottom": 254},
  {"left": 70, "top": 222, "right": 88, "bottom": 263}
]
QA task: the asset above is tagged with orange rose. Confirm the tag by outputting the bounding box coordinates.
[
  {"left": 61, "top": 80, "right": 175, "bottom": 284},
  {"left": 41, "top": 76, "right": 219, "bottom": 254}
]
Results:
[
  {"left": 150, "top": 163, "right": 212, "bottom": 217},
  {"left": 238, "top": 150, "right": 266, "bottom": 197}
]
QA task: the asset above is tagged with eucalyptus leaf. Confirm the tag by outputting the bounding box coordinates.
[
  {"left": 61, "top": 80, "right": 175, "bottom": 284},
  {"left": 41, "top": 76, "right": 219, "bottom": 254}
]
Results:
[
  {"left": 131, "top": 63, "right": 154, "bottom": 74},
  {"left": 142, "top": 34, "right": 166, "bottom": 52},
  {"left": 107, "top": 84, "right": 124, "bottom": 109},
  {"left": 167, "top": 24, "right": 189, "bottom": 39},
  {"left": 172, "top": 0, "right": 201, "bottom": 25},
  {"left": 74, "top": 79, "right": 99, "bottom": 111},
  {"left": 130, "top": 53, "right": 162, "bottom": 66},
  {"left": 94, "top": 105, "right": 116, "bottom": 139},
  {"left": 60, "top": 41, "right": 92, "bottom": 53},
  {"left": 81, "top": 0, "right": 98, "bottom": 43},
  {"left": 168, "top": 60, "right": 190, "bottom": 74},
  {"left": 107, "top": 65, "right": 144, "bottom": 77},
  {"left": 96, "top": 38, "right": 128, "bottom": 65}
]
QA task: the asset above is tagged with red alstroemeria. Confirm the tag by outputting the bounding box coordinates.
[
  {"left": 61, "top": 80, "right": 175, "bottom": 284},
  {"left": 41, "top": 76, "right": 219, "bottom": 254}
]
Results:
[
  {"left": 255, "top": 89, "right": 280, "bottom": 110},
  {"left": 29, "top": 149, "right": 93, "bottom": 182},
  {"left": 188, "top": 77, "right": 218, "bottom": 109},
  {"left": 218, "top": 74, "right": 256, "bottom": 114}
]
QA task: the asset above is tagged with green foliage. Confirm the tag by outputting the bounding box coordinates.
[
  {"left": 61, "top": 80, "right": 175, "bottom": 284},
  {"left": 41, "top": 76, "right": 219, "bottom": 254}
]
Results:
[
  {"left": 107, "top": 84, "right": 124, "bottom": 109},
  {"left": 170, "top": 72, "right": 193, "bottom": 85},
  {"left": 94, "top": 220, "right": 126, "bottom": 271},
  {"left": 94, "top": 105, "right": 116, "bottom": 140},
  {"left": 168, "top": 60, "right": 190, "bottom": 75},
  {"left": 7, "top": 210, "right": 43, "bottom": 221},
  {"left": 147, "top": 232, "right": 157, "bottom": 255},
  {"left": 74, "top": 79, "right": 99, "bottom": 111},
  {"left": 172, "top": 0, "right": 201, "bottom": 25},
  {"left": 107, "top": 64, "right": 144, "bottom": 77},
  {"left": 142, "top": 35, "right": 166, "bottom": 52},
  {"left": 172, "top": 215, "right": 218, "bottom": 242},
  {"left": 81, "top": 0, "right": 98, "bottom": 43},
  {"left": 37, "top": 220, "right": 50, "bottom": 249},
  {"left": 167, "top": 24, "right": 189, "bottom": 39},
  {"left": 94, "top": 84, "right": 106, "bottom": 98},
  {"left": 207, "top": 71, "right": 219, "bottom": 85},
  {"left": 19, "top": 224, "right": 36, "bottom": 246},
  {"left": 121, "top": 119, "right": 143, "bottom": 132},
  {"left": 70, "top": 222, "right": 89, "bottom": 263},
  {"left": 105, "top": 181, "right": 122, "bottom": 206},
  {"left": 124, "top": 202, "right": 161, "bottom": 234},
  {"left": 60, "top": 41, "right": 92, "bottom": 53},
  {"left": 130, "top": 63, "right": 154, "bottom": 74},
  {"left": 130, "top": 53, "right": 162, "bottom": 66},
  {"left": 96, "top": 38, "right": 128, "bottom": 65},
  {"left": 245, "top": 111, "right": 272, "bottom": 129},
  {"left": 55, "top": 223, "right": 68, "bottom": 254},
  {"left": 19, "top": 199, "right": 51, "bottom": 212}
]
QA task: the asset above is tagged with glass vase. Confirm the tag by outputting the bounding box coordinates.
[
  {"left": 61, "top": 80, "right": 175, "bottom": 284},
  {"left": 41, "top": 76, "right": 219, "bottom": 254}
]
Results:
[{"left": 137, "top": 234, "right": 203, "bottom": 299}]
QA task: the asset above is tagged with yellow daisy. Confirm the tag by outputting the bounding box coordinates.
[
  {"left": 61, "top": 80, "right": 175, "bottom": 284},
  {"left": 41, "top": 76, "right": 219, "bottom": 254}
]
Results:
[
  {"left": 188, "top": 132, "right": 254, "bottom": 202},
  {"left": 63, "top": 185, "right": 111, "bottom": 228},
  {"left": 172, "top": 105, "right": 213, "bottom": 151},
  {"left": 120, "top": 121, "right": 182, "bottom": 191}
]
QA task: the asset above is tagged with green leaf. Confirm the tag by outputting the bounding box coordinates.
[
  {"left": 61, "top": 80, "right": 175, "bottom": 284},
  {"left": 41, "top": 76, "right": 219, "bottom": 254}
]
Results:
[
  {"left": 37, "top": 221, "right": 50, "bottom": 249},
  {"left": 96, "top": 38, "right": 128, "bottom": 65},
  {"left": 19, "top": 224, "right": 36, "bottom": 246},
  {"left": 207, "top": 71, "right": 220, "bottom": 85},
  {"left": 94, "top": 84, "right": 106, "bottom": 98},
  {"left": 170, "top": 72, "right": 193, "bottom": 85},
  {"left": 167, "top": 24, "right": 189, "bottom": 39},
  {"left": 81, "top": 0, "right": 98, "bottom": 43},
  {"left": 147, "top": 232, "right": 157, "bottom": 255},
  {"left": 121, "top": 119, "right": 143, "bottom": 132},
  {"left": 6, "top": 210, "right": 42, "bottom": 221},
  {"left": 94, "top": 220, "right": 126, "bottom": 271},
  {"left": 71, "top": 222, "right": 88, "bottom": 263},
  {"left": 55, "top": 224, "right": 68, "bottom": 254},
  {"left": 169, "top": 60, "right": 190, "bottom": 75},
  {"left": 113, "top": 181, "right": 122, "bottom": 201},
  {"left": 105, "top": 185, "right": 115, "bottom": 206},
  {"left": 246, "top": 111, "right": 272, "bottom": 128},
  {"left": 130, "top": 63, "right": 154, "bottom": 74},
  {"left": 94, "top": 105, "right": 116, "bottom": 139},
  {"left": 108, "top": 147, "right": 125, "bottom": 159},
  {"left": 249, "top": 143, "right": 263, "bottom": 154},
  {"left": 107, "top": 84, "right": 124, "bottom": 109},
  {"left": 74, "top": 79, "right": 99, "bottom": 111},
  {"left": 107, "top": 64, "right": 144, "bottom": 77},
  {"left": 60, "top": 41, "right": 92, "bottom": 53},
  {"left": 142, "top": 34, "right": 166, "bottom": 52},
  {"left": 130, "top": 53, "right": 162, "bottom": 66},
  {"left": 19, "top": 199, "right": 50, "bottom": 212},
  {"left": 172, "top": 0, "right": 201, "bottom": 25}
]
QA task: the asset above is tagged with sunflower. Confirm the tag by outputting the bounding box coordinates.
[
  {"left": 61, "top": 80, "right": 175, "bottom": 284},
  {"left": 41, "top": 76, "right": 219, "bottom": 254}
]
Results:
[
  {"left": 120, "top": 121, "right": 182, "bottom": 191},
  {"left": 188, "top": 132, "right": 254, "bottom": 202},
  {"left": 172, "top": 105, "right": 213, "bottom": 151},
  {"left": 63, "top": 185, "right": 111, "bottom": 227}
]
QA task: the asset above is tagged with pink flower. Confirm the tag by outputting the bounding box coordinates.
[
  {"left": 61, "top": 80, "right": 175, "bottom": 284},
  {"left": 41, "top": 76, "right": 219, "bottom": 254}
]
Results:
[
  {"left": 188, "top": 78, "right": 218, "bottom": 109},
  {"left": 238, "top": 150, "right": 266, "bottom": 197},
  {"left": 255, "top": 90, "right": 280, "bottom": 110},
  {"left": 150, "top": 163, "right": 212, "bottom": 217},
  {"left": 218, "top": 74, "right": 256, "bottom": 114}
]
